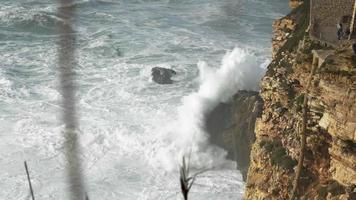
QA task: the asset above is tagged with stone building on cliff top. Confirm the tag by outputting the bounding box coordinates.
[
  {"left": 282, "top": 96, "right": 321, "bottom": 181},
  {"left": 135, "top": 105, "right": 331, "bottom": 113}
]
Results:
[{"left": 310, "top": 0, "right": 356, "bottom": 46}]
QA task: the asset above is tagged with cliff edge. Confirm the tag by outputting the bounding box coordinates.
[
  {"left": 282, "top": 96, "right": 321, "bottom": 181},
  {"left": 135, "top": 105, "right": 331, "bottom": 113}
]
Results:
[{"left": 244, "top": 1, "right": 356, "bottom": 199}]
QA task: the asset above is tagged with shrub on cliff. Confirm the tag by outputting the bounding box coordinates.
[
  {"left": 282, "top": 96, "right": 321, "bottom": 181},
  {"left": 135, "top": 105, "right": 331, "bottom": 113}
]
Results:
[{"left": 260, "top": 139, "right": 297, "bottom": 171}]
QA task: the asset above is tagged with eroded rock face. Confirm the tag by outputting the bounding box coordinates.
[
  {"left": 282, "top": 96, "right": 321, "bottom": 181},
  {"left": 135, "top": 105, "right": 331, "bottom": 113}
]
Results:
[
  {"left": 205, "top": 90, "right": 262, "bottom": 181},
  {"left": 244, "top": 1, "right": 356, "bottom": 199},
  {"left": 151, "top": 67, "right": 176, "bottom": 84},
  {"left": 272, "top": 17, "right": 296, "bottom": 58},
  {"left": 289, "top": 0, "right": 302, "bottom": 9}
]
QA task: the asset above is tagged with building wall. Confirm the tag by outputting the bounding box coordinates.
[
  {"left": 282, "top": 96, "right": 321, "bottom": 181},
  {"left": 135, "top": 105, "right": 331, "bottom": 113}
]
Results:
[
  {"left": 311, "top": 0, "right": 354, "bottom": 26},
  {"left": 310, "top": 0, "right": 355, "bottom": 45}
]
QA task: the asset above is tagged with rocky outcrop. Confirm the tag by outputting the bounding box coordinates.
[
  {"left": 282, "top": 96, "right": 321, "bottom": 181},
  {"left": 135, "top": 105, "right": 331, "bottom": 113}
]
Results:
[
  {"left": 289, "top": 0, "right": 303, "bottom": 9},
  {"left": 272, "top": 16, "right": 296, "bottom": 59},
  {"left": 151, "top": 67, "right": 176, "bottom": 84},
  {"left": 244, "top": 0, "right": 356, "bottom": 199},
  {"left": 205, "top": 90, "right": 262, "bottom": 181}
]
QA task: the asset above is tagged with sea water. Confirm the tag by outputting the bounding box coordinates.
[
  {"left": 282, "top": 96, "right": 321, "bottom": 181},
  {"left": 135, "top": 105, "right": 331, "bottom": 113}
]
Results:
[{"left": 0, "top": 0, "right": 289, "bottom": 199}]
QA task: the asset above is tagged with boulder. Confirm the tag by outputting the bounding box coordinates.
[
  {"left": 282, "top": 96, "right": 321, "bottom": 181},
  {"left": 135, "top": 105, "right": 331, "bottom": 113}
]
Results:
[{"left": 151, "top": 67, "right": 176, "bottom": 84}]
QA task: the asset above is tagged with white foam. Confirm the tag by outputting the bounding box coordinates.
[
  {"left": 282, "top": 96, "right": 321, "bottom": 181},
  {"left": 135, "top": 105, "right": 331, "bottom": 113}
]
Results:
[
  {"left": 0, "top": 0, "right": 289, "bottom": 198},
  {"left": 152, "top": 47, "right": 266, "bottom": 171},
  {"left": 0, "top": 77, "right": 12, "bottom": 87}
]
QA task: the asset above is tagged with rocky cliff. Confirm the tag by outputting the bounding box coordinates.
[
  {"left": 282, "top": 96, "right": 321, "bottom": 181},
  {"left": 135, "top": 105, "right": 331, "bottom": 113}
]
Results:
[
  {"left": 206, "top": 90, "right": 262, "bottom": 181},
  {"left": 244, "top": 1, "right": 356, "bottom": 200}
]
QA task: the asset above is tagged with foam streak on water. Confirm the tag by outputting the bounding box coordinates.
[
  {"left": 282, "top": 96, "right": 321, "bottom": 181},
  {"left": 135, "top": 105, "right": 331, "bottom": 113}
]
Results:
[{"left": 0, "top": 0, "right": 288, "bottom": 199}]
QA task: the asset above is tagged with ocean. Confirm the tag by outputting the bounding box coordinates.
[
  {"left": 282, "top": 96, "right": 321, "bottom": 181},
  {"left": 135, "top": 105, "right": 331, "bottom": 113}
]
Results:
[{"left": 0, "top": 0, "right": 289, "bottom": 199}]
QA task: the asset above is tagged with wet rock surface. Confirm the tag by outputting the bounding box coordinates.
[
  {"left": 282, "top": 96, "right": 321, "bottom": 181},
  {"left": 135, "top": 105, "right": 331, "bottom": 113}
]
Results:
[
  {"left": 151, "top": 67, "right": 176, "bottom": 84},
  {"left": 205, "top": 90, "right": 262, "bottom": 181}
]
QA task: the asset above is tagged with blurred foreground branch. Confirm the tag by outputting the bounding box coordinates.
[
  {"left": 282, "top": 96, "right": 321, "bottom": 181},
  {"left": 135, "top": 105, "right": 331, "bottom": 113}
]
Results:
[
  {"left": 24, "top": 161, "right": 35, "bottom": 200},
  {"left": 179, "top": 156, "right": 209, "bottom": 200}
]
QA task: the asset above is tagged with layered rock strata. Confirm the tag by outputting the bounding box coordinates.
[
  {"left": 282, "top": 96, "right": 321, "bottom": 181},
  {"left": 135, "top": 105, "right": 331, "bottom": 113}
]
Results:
[{"left": 245, "top": 1, "right": 356, "bottom": 199}]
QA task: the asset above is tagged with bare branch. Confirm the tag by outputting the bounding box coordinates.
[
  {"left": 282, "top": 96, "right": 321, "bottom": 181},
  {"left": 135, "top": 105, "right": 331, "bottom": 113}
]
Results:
[{"left": 24, "top": 161, "right": 35, "bottom": 200}]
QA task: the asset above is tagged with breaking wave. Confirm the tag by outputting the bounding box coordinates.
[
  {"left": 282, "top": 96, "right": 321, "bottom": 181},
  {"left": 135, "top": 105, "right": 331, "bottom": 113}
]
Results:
[
  {"left": 0, "top": 8, "right": 65, "bottom": 33},
  {"left": 153, "top": 47, "right": 266, "bottom": 171}
]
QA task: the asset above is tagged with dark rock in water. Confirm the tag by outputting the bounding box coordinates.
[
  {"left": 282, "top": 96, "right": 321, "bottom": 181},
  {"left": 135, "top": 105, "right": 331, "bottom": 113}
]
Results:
[
  {"left": 206, "top": 102, "right": 232, "bottom": 147},
  {"left": 151, "top": 67, "right": 176, "bottom": 84},
  {"left": 205, "top": 90, "right": 263, "bottom": 181},
  {"left": 115, "top": 47, "right": 123, "bottom": 57}
]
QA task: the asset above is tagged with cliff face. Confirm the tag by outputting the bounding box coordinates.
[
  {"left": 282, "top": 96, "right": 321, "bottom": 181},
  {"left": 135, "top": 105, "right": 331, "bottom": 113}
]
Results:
[
  {"left": 245, "top": 1, "right": 356, "bottom": 200},
  {"left": 206, "top": 90, "right": 262, "bottom": 181}
]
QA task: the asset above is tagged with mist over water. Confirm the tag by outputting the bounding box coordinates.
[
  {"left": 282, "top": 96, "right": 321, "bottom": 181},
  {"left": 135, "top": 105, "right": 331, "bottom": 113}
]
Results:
[{"left": 0, "top": 0, "right": 289, "bottom": 199}]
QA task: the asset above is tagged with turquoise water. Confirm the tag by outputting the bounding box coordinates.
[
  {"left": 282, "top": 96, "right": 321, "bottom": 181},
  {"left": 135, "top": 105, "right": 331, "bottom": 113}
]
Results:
[{"left": 0, "top": 0, "right": 289, "bottom": 199}]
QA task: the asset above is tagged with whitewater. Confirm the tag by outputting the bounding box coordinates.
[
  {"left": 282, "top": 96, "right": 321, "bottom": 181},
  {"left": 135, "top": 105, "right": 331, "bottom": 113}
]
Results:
[{"left": 0, "top": 0, "right": 288, "bottom": 199}]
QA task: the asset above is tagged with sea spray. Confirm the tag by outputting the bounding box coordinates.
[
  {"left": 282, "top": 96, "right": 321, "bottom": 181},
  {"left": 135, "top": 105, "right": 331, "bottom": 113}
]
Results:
[{"left": 154, "top": 47, "right": 266, "bottom": 171}]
